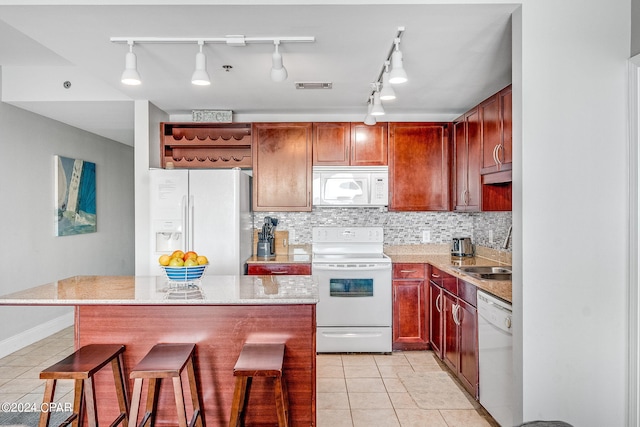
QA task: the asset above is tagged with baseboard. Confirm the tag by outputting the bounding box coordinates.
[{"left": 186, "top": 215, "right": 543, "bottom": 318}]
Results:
[{"left": 0, "top": 312, "right": 74, "bottom": 359}]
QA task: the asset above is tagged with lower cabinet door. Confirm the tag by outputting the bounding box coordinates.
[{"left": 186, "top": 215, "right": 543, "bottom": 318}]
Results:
[
  {"left": 392, "top": 279, "right": 428, "bottom": 350},
  {"left": 429, "top": 281, "right": 444, "bottom": 358},
  {"left": 457, "top": 299, "right": 479, "bottom": 398},
  {"left": 442, "top": 291, "right": 458, "bottom": 372}
]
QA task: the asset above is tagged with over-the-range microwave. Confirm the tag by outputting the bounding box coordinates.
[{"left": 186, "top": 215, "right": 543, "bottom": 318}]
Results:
[{"left": 312, "top": 166, "right": 389, "bottom": 207}]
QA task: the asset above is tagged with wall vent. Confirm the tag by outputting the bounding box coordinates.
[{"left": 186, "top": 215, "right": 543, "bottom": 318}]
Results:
[{"left": 295, "top": 82, "right": 332, "bottom": 90}]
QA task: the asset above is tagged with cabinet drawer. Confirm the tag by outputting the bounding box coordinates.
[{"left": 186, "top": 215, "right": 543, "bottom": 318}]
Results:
[
  {"left": 247, "top": 263, "right": 311, "bottom": 275},
  {"left": 457, "top": 279, "right": 477, "bottom": 307},
  {"left": 393, "top": 263, "right": 426, "bottom": 279},
  {"left": 429, "top": 265, "right": 457, "bottom": 295}
]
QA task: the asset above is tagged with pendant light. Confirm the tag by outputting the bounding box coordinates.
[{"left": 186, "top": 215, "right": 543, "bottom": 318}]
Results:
[
  {"left": 370, "top": 85, "right": 385, "bottom": 116},
  {"left": 379, "top": 60, "right": 396, "bottom": 101},
  {"left": 191, "top": 41, "right": 211, "bottom": 86},
  {"left": 364, "top": 96, "right": 377, "bottom": 125},
  {"left": 270, "top": 40, "right": 288, "bottom": 82},
  {"left": 389, "top": 38, "right": 408, "bottom": 84},
  {"left": 121, "top": 41, "right": 141, "bottom": 85}
]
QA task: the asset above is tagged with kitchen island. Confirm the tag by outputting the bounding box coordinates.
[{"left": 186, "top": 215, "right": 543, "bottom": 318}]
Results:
[{"left": 0, "top": 275, "right": 318, "bottom": 427}]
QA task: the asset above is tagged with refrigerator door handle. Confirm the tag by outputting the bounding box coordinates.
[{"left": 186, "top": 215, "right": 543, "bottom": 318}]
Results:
[
  {"left": 181, "top": 195, "right": 189, "bottom": 250},
  {"left": 188, "top": 195, "right": 195, "bottom": 251}
]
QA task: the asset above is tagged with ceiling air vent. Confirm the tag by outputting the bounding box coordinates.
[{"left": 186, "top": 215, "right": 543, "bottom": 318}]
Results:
[{"left": 295, "top": 82, "right": 332, "bottom": 90}]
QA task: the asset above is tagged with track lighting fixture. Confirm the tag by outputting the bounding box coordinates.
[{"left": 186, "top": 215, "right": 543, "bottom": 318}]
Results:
[
  {"left": 364, "top": 96, "right": 377, "bottom": 125},
  {"left": 121, "top": 41, "right": 141, "bottom": 86},
  {"left": 389, "top": 38, "right": 408, "bottom": 84},
  {"left": 111, "top": 35, "right": 314, "bottom": 86},
  {"left": 379, "top": 61, "right": 396, "bottom": 101},
  {"left": 191, "top": 41, "right": 211, "bottom": 86},
  {"left": 363, "top": 27, "right": 407, "bottom": 125},
  {"left": 371, "top": 85, "right": 385, "bottom": 116},
  {"left": 270, "top": 41, "right": 288, "bottom": 82}
]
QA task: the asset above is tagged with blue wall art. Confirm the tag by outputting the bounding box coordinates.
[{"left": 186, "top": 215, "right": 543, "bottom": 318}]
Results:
[{"left": 55, "top": 155, "right": 97, "bottom": 236}]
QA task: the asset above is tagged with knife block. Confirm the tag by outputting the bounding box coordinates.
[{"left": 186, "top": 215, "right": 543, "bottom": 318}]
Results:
[{"left": 253, "top": 230, "right": 289, "bottom": 255}]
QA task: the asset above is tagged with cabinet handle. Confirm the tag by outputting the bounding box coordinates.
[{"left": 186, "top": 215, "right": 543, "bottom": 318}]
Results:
[
  {"left": 435, "top": 293, "right": 442, "bottom": 313},
  {"left": 453, "top": 304, "right": 461, "bottom": 325},
  {"left": 431, "top": 273, "right": 440, "bottom": 278},
  {"left": 400, "top": 270, "right": 417, "bottom": 273},
  {"left": 505, "top": 316, "right": 512, "bottom": 329},
  {"left": 497, "top": 144, "right": 504, "bottom": 168},
  {"left": 493, "top": 144, "right": 499, "bottom": 166},
  {"left": 270, "top": 271, "right": 287, "bottom": 274}
]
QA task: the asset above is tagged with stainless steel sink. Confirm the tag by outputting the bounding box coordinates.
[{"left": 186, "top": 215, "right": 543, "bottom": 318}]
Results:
[{"left": 454, "top": 265, "right": 512, "bottom": 281}]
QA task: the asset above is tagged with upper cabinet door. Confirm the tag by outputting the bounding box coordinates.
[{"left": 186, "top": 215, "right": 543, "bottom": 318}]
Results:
[
  {"left": 453, "top": 108, "right": 481, "bottom": 212},
  {"left": 481, "top": 84, "right": 512, "bottom": 174},
  {"left": 351, "top": 122, "right": 388, "bottom": 166},
  {"left": 499, "top": 86, "right": 512, "bottom": 167},
  {"left": 312, "top": 122, "right": 388, "bottom": 166},
  {"left": 252, "top": 123, "right": 313, "bottom": 212},
  {"left": 312, "top": 122, "right": 350, "bottom": 165},
  {"left": 388, "top": 123, "right": 451, "bottom": 211}
]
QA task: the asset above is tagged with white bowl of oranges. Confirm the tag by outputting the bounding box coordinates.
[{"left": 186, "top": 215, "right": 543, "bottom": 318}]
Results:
[{"left": 159, "top": 250, "right": 209, "bottom": 281}]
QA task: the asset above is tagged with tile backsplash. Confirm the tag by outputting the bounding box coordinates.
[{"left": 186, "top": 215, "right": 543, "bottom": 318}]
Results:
[{"left": 253, "top": 208, "right": 512, "bottom": 251}]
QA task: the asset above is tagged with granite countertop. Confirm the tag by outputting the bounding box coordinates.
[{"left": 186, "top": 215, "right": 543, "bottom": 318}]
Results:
[
  {"left": 246, "top": 244, "right": 312, "bottom": 264},
  {"left": 385, "top": 244, "right": 512, "bottom": 303},
  {"left": 0, "top": 275, "right": 318, "bottom": 306}
]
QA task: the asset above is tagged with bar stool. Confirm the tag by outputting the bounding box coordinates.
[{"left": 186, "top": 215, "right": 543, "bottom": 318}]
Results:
[
  {"left": 39, "top": 344, "right": 129, "bottom": 427},
  {"left": 128, "top": 343, "right": 204, "bottom": 427},
  {"left": 229, "top": 343, "right": 289, "bottom": 427}
]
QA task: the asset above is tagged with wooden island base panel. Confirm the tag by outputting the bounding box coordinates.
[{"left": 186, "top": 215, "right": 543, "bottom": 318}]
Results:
[
  {"left": 0, "top": 275, "right": 318, "bottom": 427},
  {"left": 77, "top": 304, "right": 315, "bottom": 427}
]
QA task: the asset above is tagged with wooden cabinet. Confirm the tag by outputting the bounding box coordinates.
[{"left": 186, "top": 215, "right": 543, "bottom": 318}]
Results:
[
  {"left": 429, "top": 265, "right": 478, "bottom": 399},
  {"left": 480, "top": 85, "right": 512, "bottom": 211},
  {"left": 388, "top": 123, "right": 451, "bottom": 211},
  {"left": 312, "top": 122, "right": 387, "bottom": 166},
  {"left": 252, "top": 123, "right": 313, "bottom": 211},
  {"left": 392, "top": 263, "right": 428, "bottom": 350},
  {"left": 246, "top": 263, "right": 311, "bottom": 275},
  {"left": 481, "top": 85, "right": 512, "bottom": 174},
  {"left": 429, "top": 274, "right": 444, "bottom": 358},
  {"left": 453, "top": 108, "right": 481, "bottom": 212}
]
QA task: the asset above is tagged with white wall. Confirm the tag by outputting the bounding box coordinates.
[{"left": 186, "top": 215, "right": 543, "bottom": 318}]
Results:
[
  {"left": 514, "top": 0, "right": 629, "bottom": 425},
  {"left": 0, "top": 70, "right": 135, "bottom": 357}
]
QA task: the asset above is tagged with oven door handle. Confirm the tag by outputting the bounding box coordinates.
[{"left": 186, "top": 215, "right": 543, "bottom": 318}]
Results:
[{"left": 312, "top": 264, "right": 391, "bottom": 271}]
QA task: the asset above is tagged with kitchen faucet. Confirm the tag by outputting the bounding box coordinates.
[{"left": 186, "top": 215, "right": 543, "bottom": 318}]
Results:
[{"left": 502, "top": 225, "right": 513, "bottom": 249}]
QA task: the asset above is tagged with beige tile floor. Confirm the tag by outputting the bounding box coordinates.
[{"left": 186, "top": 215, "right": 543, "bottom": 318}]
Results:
[
  {"left": 317, "top": 351, "right": 499, "bottom": 427},
  {"left": 0, "top": 328, "right": 75, "bottom": 408},
  {"left": 0, "top": 328, "right": 498, "bottom": 427}
]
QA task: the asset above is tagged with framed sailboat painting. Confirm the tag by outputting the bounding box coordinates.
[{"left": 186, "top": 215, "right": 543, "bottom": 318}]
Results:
[{"left": 55, "top": 155, "right": 97, "bottom": 236}]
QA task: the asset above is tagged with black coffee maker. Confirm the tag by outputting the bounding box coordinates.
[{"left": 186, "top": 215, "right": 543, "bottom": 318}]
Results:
[{"left": 257, "top": 216, "right": 278, "bottom": 258}]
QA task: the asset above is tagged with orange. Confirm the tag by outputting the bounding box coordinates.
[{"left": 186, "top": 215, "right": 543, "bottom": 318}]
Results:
[
  {"left": 196, "top": 255, "right": 209, "bottom": 265},
  {"left": 183, "top": 251, "right": 198, "bottom": 261}
]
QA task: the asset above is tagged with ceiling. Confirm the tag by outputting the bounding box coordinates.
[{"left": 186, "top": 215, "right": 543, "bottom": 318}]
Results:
[{"left": 0, "top": 3, "right": 514, "bottom": 146}]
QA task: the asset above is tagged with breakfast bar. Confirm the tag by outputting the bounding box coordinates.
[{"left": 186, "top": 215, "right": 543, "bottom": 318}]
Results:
[{"left": 0, "top": 275, "right": 318, "bottom": 427}]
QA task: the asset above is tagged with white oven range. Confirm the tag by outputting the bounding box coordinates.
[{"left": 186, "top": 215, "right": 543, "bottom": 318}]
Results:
[{"left": 312, "top": 227, "right": 392, "bottom": 353}]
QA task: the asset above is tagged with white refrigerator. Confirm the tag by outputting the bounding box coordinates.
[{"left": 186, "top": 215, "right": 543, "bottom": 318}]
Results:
[{"left": 149, "top": 168, "right": 252, "bottom": 276}]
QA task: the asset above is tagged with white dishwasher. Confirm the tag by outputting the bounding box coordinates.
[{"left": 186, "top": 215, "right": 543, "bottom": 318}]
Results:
[{"left": 477, "top": 290, "right": 513, "bottom": 427}]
